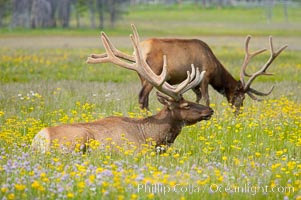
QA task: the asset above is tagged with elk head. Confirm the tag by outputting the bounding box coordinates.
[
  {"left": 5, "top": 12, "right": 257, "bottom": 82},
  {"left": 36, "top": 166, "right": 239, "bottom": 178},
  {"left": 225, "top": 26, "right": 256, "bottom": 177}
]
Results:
[
  {"left": 156, "top": 91, "right": 213, "bottom": 125},
  {"left": 229, "top": 35, "right": 288, "bottom": 112}
]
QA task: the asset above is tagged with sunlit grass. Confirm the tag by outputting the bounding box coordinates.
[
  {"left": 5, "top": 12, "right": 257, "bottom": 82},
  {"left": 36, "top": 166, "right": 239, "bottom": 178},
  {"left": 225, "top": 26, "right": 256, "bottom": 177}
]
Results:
[
  {"left": 0, "top": 89, "right": 300, "bottom": 199},
  {"left": 0, "top": 47, "right": 300, "bottom": 83},
  {"left": 0, "top": 43, "right": 301, "bottom": 199},
  {"left": 0, "top": 48, "right": 136, "bottom": 83}
]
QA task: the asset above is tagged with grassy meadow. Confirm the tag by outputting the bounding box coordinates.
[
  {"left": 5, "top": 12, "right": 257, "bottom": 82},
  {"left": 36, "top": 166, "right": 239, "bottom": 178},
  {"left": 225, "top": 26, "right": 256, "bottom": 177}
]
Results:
[{"left": 1, "top": 4, "right": 301, "bottom": 200}]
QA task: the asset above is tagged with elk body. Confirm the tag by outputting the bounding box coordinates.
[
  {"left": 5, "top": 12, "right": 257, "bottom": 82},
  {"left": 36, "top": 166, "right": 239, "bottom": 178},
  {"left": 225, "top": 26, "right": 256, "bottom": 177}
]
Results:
[
  {"left": 31, "top": 92, "right": 213, "bottom": 153},
  {"left": 31, "top": 29, "right": 214, "bottom": 153},
  {"left": 89, "top": 25, "right": 287, "bottom": 112}
]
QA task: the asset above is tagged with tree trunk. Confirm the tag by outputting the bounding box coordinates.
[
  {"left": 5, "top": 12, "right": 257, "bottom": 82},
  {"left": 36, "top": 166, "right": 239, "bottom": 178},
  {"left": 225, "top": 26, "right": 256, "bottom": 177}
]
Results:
[
  {"left": 283, "top": 0, "right": 288, "bottom": 22},
  {"left": 202, "top": 0, "right": 206, "bottom": 7},
  {"left": 0, "top": 1, "right": 10, "bottom": 27},
  {"left": 108, "top": 0, "right": 116, "bottom": 28},
  {"left": 97, "top": 0, "right": 104, "bottom": 29},
  {"left": 88, "top": 0, "right": 96, "bottom": 28},
  {"left": 266, "top": 0, "right": 274, "bottom": 23},
  {"left": 31, "top": 0, "right": 52, "bottom": 28},
  {"left": 48, "top": 0, "right": 58, "bottom": 27},
  {"left": 11, "top": 0, "right": 32, "bottom": 28},
  {"left": 58, "top": 0, "right": 71, "bottom": 28}
]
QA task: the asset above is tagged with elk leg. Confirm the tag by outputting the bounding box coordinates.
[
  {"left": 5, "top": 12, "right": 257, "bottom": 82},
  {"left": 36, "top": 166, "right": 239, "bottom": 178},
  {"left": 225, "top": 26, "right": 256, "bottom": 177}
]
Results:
[
  {"left": 138, "top": 81, "right": 154, "bottom": 110},
  {"left": 192, "top": 86, "right": 202, "bottom": 103},
  {"left": 200, "top": 81, "right": 210, "bottom": 106}
]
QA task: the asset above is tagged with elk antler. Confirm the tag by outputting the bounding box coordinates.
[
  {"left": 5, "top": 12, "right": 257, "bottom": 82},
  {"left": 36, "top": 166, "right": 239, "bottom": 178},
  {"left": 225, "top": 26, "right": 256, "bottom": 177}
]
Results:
[
  {"left": 88, "top": 34, "right": 135, "bottom": 62},
  {"left": 87, "top": 24, "right": 205, "bottom": 101},
  {"left": 239, "top": 35, "right": 288, "bottom": 100}
]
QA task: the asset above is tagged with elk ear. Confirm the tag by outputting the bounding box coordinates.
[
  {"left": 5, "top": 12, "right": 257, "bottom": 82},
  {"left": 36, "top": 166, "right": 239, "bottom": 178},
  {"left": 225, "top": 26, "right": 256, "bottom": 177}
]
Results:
[{"left": 156, "top": 92, "right": 174, "bottom": 108}]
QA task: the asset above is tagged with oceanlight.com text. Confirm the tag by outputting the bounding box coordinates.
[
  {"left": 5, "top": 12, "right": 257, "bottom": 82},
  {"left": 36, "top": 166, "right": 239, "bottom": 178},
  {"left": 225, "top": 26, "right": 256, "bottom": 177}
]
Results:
[{"left": 209, "top": 184, "right": 295, "bottom": 196}]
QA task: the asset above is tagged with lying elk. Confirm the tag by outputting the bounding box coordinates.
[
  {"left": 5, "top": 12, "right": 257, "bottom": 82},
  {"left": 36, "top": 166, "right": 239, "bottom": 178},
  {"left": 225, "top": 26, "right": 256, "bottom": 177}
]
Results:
[
  {"left": 89, "top": 24, "right": 287, "bottom": 112},
  {"left": 31, "top": 34, "right": 213, "bottom": 153}
]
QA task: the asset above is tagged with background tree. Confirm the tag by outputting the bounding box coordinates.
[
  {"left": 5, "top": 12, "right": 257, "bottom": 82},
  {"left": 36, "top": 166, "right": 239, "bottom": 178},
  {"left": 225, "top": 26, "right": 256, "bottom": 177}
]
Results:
[
  {"left": 73, "top": 0, "right": 87, "bottom": 28},
  {"left": 11, "top": 0, "right": 32, "bottom": 28},
  {"left": 266, "top": 0, "right": 274, "bottom": 23},
  {"left": 31, "top": 0, "right": 52, "bottom": 28},
  {"left": 107, "top": 0, "right": 129, "bottom": 28},
  {"left": 58, "top": 0, "right": 71, "bottom": 28},
  {"left": 87, "top": 0, "right": 97, "bottom": 28},
  {"left": 48, "top": 0, "right": 58, "bottom": 27},
  {"left": 3, "top": 0, "right": 297, "bottom": 29},
  {"left": 96, "top": 0, "right": 105, "bottom": 29},
  {"left": 283, "top": 0, "right": 288, "bottom": 22},
  {"left": 0, "top": 0, "right": 10, "bottom": 27},
  {"left": 107, "top": 0, "right": 117, "bottom": 28}
]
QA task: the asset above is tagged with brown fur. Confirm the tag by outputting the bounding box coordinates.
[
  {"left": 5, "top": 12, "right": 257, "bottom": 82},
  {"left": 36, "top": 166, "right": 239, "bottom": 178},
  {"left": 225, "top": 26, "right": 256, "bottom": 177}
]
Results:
[
  {"left": 31, "top": 93, "right": 213, "bottom": 153},
  {"left": 137, "top": 38, "right": 241, "bottom": 110},
  {"left": 88, "top": 26, "right": 286, "bottom": 113}
]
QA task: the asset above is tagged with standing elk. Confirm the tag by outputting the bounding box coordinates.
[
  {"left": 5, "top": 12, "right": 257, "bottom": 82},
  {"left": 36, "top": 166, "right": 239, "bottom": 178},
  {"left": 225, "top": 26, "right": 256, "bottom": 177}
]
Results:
[
  {"left": 31, "top": 31, "right": 213, "bottom": 153},
  {"left": 89, "top": 24, "right": 287, "bottom": 113}
]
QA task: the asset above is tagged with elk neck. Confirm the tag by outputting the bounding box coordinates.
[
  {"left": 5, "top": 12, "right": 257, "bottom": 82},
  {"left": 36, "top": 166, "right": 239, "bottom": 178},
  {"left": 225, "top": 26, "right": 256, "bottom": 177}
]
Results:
[
  {"left": 137, "top": 106, "right": 184, "bottom": 147},
  {"left": 210, "top": 62, "right": 239, "bottom": 102}
]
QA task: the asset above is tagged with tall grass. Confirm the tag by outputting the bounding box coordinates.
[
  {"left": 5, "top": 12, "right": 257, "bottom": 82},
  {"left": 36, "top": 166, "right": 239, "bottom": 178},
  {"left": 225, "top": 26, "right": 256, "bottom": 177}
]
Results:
[
  {"left": 1, "top": 47, "right": 300, "bottom": 84},
  {"left": 0, "top": 4, "right": 301, "bottom": 199},
  {"left": 0, "top": 43, "right": 300, "bottom": 199}
]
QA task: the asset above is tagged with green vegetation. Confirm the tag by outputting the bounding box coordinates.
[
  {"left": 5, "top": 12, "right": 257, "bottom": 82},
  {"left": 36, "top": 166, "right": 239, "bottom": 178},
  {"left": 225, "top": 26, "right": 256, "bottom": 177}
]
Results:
[
  {"left": 0, "top": 47, "right": 300, "bottom": 84},
  {"left": 0, "top": 46, "right": 300, "bottom": 199},
  {"left": 0, "top": 4, "right": 300, "bottom": 200},
  {"left": 1, "top": 4, "right": 300, "bottom": 37},
  {"left": 0, "top": 48, "right": 137, "bottom": 83},
  {"left": 126, "top": 4, "right": 301, "bottom": 36}
]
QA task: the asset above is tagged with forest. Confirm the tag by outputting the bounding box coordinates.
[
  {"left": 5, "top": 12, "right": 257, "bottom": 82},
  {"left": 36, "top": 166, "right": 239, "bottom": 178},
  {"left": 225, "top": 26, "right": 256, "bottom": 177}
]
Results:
[{"left": 0, "top": 0, "right": 298, "bottom": 29}]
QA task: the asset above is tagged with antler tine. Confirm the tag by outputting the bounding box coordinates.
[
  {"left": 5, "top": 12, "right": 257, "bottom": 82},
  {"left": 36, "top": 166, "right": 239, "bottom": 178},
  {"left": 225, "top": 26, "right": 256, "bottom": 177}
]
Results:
[
  {"left": 243, "top": 36, "right": 288, "bottom": 91},
  {"left": 86, "top": 32, "right": 115, "bottom": 64},
  {"left": 102, "top": 31, "right": 135, "bottom": 62},
  {"left": 186, "top": 68, "right": 205, "bottom": 89},
  {"left": 240, "top": 35, "right": 267, "bottom": 86},
  {"left": 163, "top": 67, "right": 192, "bottom": 92},
  {"left": 101, "top": 32, "right": 135, "bottom": 70},
  {"left": 159, "top": 65, "right": 205, "bottom": 100},
  {"left": 129, "top": 32, "right": 167, "bottom": 87},
  {"left": 178, "top": 67, "right": 205, "bottom": 95},
  {"left": 246, "top": 91, "right": 263, "bottom": 101},
  {"left": 86, "top": 31, "right": 135, "bottom": 66},
  {"left": 87, "top": 32, "right": 113, "bottom": 60},
  {"left": 131, "top": 24, "right": 140, "bottom": 45},
  {"left": 87, "top": 30, "right": 136, "bottom": 64},
  {"left": 246, "top": 86, "right": 274, "bottom": 102},
  {"left": 171, "top": 65, "right": 203, "bottom": 95},
  {"left": 248, "top": 86, "right": 274, "bottom": 96}
]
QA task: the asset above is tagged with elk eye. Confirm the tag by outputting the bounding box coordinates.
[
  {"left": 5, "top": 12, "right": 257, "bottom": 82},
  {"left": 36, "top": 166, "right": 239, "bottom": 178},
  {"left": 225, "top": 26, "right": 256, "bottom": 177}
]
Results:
[{"left": 180, "top": 103, "right": 190, "bottom": 109}]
